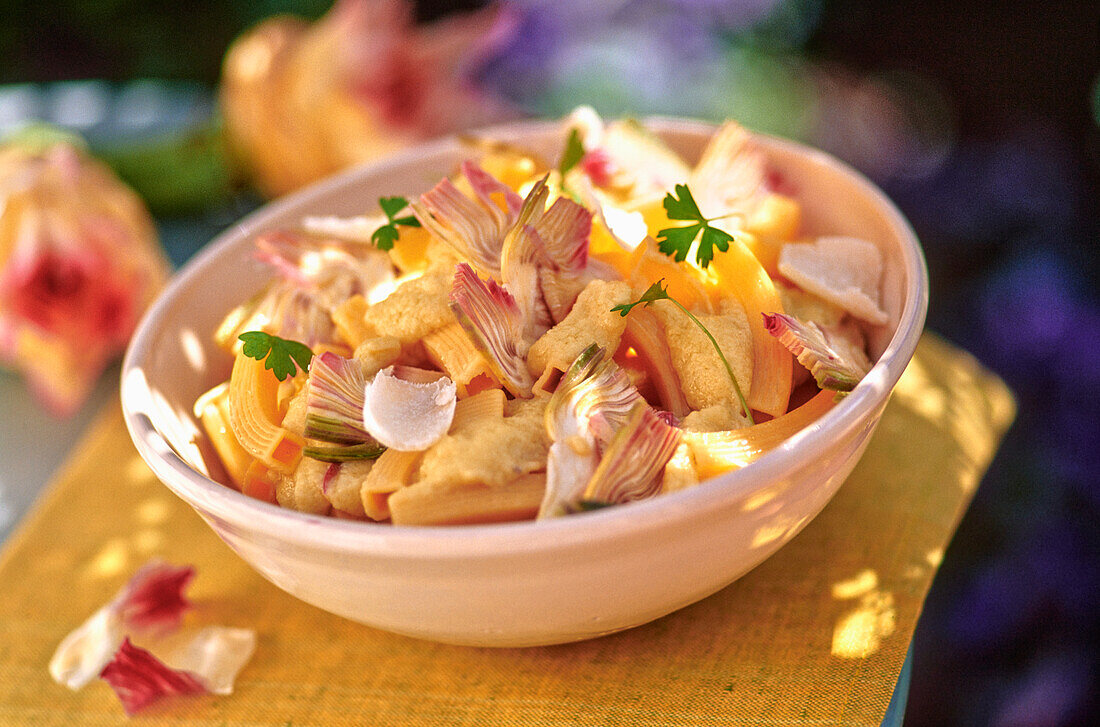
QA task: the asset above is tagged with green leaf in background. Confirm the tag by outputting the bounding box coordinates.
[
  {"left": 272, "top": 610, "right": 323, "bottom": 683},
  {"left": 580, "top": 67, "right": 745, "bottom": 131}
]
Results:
[
  {"left": 1, "top": 123, "right": 87, "bottom": 153},
  {"left": 95, "top": 118, "right": 239, "bottom": 216},
  {"left": 557, "top": 127, "right": 585, "bottom": 177}
]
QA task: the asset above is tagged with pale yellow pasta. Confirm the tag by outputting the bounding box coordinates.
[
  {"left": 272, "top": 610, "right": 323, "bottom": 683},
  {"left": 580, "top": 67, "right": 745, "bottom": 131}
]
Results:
[
  {"left": 450, "top": 388, "right": 506, "bottom": 432},
  {"left": 331, "top": 294, "right": 372, "bottom": 349},
  {"left": 525, "top": 279, "right": 632, "bottom": 391},
  {"left": 649, "top": 297, "right": 753, "bottom": 416},
  {"left": 388, "top": 472, "right": 546, "bottom": 526},
  {"left": 360, "top": 449, "right": 423, "bottom": 521},
  {"left": 422, "top": 321, "right": 496, "bottom": 394},
  {"left": 194, "top": 383, "right": 251, "bottom": 489},
  {"left": 227, "top": 353, "right": 304, "bottom": 472}
]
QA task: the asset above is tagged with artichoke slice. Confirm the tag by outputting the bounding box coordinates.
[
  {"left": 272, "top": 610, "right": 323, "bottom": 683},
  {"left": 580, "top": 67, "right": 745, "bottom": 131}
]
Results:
[
  {"left": 449, "top": 263, "right": 534, "bottom": 397},
  {"left": 539, "top": 343, "right": 648, "bottom": 518},
  {"left": 762, "top": 312, "right": 871, "bottom": 393},
  {"left": 303, "top": 351, "right": 370, "bottom": 445},
  {"left": 410, "top": 161, "right": 521, "bottom": 276},
  {"left": 582, "top": 403, "right": 681, "bottom": 507}
]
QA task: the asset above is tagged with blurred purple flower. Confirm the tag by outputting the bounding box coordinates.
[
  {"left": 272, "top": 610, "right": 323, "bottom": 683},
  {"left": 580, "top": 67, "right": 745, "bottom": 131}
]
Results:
[
  {"left": 978, "top": 251, "right": 1081, "bottom": 376},
  {"left": 475, "top": 0, "right": 780, "bottom": 116},
  {"left": 992, "top": 651, "right": 1096, "bottom": 727},
  {"left": 665, "top": 0, "right": 785, "bottom": 30},
  {"left": 948, "top": 553, "right": 1043, "bottom": 651}
]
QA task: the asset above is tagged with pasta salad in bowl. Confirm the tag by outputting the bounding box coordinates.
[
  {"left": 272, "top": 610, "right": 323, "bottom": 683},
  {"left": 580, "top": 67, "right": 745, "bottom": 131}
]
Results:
[{"left": 122, "top": 112, "right": 926, "bottom": 646}]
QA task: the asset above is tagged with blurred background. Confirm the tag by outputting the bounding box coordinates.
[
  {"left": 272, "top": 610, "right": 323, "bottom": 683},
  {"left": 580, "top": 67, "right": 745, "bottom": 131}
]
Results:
[{"left": 0, "top": 1, "right": 1097, "bottom": 724}]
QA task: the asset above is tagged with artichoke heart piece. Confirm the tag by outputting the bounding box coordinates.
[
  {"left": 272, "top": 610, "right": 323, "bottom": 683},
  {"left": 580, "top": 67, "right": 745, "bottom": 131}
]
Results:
[
  {"left": 410, "top": 161, "right": 521, "bottom": 276},
  {"left": 582, "top": 403, "right": 681, "bottom": 508},
  {"left": 304, "top": 351, "right": 370, "bottom": 444},
  {"left": 449, "top": 262, "right": 534, "bottom": 397},
  {"left": 538, "top": 344, "right": 646, "bottom": 518},
  {"left": 500, "top": 223, "right": 554, "bottom": 341},
  {"left": 535, "top": 196, "right": 592, "bottom": 274},
  {"left": 546, "top": 344, "right": 641, "bottom": 445},
  {"left": 762, "top": 312, "right": 870, "bottom": 393}
]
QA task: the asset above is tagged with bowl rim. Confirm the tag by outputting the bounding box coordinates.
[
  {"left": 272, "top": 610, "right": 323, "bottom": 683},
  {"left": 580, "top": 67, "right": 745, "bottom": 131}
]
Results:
[{"left": 121, "top": 116, "right": 928, "bottom": 559}]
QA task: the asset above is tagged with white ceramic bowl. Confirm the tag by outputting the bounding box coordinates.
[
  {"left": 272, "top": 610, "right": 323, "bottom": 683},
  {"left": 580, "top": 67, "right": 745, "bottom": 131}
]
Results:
[{"left": 121, "top": 118, "right": 927, "bottom": 647}]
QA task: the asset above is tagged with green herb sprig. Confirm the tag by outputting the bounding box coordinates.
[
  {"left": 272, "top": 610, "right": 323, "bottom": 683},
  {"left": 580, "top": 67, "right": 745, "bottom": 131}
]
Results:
[
  {"left": 612, "top": 280, "right": 754, "bottom": 424},
  {"left": 555, "top": 127, "right": 586, "bottom": 202},
  {"left": 558, "top": 128, "right": 585, "bottom": 178},
  {"left": 238, "top": 331, "right": 314, "bottom": 382},
  {"left": 656, "top": 183, "right": 737, "bottom": 269},
  {"left": 371, "top": 196, "right": 421, "bottom": 251}
]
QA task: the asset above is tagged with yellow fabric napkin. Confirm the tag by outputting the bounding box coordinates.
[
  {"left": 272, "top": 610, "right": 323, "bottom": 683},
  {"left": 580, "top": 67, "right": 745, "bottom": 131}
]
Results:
[{"left": 0, "top": 334, "right": 1014, "bottom": 726}]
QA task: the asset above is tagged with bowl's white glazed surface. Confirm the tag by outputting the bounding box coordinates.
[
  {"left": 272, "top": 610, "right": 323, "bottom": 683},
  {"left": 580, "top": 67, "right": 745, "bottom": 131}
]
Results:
[{"left": 121, "top": 118, "right": 927, "bottom": 646}]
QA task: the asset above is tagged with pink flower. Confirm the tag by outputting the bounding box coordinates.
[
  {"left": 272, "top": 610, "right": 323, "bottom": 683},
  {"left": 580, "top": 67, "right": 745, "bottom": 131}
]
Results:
[
  {"left": 0, "top": 139, "right": 168, "bottom": 415},
  {"left": 2, "top": 246, "right": 135, "bottom": 346},
  {"left": 220, "top": 0, "right": 520, "bottom": 196}
]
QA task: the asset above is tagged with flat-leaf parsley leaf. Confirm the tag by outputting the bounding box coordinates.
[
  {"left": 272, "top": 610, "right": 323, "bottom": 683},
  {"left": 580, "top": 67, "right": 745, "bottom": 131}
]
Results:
[
  {"left": 371, "top": 196, "right": 421, "bottom": 251},
  {"left": 612, "top": 280, "right": 753, "bottom": 424},
  {"left": 656, "top": 183, "right": 736, "bottom": 269},
  {"left": 239, "top": 331, "right": 314, "bottom": 381}
]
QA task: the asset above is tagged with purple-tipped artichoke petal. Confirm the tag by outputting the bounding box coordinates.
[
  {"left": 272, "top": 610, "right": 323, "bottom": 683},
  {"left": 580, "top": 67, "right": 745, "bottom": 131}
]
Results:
[
  {"left": 449, "top": 263, "right": 534, "bottom": 397},
  {"left": 462, "top": 159, "right": 523, "bottom": 218},
  {"left": 762, "top": 312, "right": 870, "bottom": 392},
  {"left": 538, "top": 344, "right": 648, "bottom": 518},
  {"left": 582, "top": 404, "right": 681, "bottom": 505},
  {"left": 500, "top": 223, "right": 554, "bottom": 340},
  {"left": 410, "top": 162, "right": 520, "bottom": 275},
  {"left": 535, "top": 197, "right": 592, "bottom": 274},
  {"left": 304, "top": 351, "right": 370, "bottom": 445}
]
